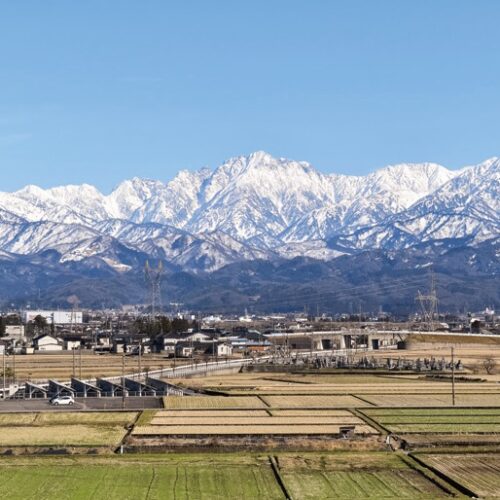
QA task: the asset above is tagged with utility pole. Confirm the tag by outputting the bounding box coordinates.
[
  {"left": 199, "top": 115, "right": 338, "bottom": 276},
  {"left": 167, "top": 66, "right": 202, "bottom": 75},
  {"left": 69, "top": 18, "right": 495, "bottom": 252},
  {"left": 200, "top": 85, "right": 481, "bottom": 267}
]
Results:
[
  {"left": 451, "top": 347, "right": 456, "bottom": 406},
  {"left": 121, "top": 352, "right": 125, "bottom": 409},
  {"left": 2, "top": 348, "right": 5, "bottom": 399},
  {"left": 72, "top": 347, "right": 76, "bottom": 377},
  {"left": 138, "top": 338, "right": 142, "bottom": 380},
  {"left": 79, "top": 346, "right": 82, "bottom": 379}
]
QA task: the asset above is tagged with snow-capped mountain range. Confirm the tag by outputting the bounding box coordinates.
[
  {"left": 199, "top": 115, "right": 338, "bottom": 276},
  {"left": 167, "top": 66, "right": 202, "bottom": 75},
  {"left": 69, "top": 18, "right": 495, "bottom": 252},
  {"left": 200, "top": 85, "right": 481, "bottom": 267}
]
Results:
[{"left": 0, "top": 151, "right": 498, "bottom": 272}]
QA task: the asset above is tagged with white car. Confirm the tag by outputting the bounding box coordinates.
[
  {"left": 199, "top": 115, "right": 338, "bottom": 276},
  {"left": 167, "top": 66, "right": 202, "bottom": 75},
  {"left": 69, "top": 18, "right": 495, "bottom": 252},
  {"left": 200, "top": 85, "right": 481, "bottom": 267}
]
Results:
[{"left": 49, "top": 395, "right": 75, "bottom": 406}]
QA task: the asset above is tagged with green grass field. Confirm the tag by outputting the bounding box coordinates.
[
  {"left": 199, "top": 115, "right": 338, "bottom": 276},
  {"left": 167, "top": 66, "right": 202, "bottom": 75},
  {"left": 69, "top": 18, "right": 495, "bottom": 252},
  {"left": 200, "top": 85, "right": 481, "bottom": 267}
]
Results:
[
  {"left": 0, "top": 455, "right": 283, "bottom": 500},
  {"left": 277, "top": 453, "right": 452, "bottom": 499},
  {"left": 361, "top": 408, "right": 500, "bottom": 416},
  {"left": 0, "top": 453, "right": 461, "bottom": 500},
  {"left": 386, "top": 423, "right": 500, "bottom": 433}
]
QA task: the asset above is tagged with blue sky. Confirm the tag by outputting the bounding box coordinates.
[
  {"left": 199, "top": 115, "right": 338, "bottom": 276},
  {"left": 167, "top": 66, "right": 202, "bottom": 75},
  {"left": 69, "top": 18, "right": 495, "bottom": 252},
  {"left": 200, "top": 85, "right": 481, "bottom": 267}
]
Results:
[{"left": 0, "top": 1, "right": 499, "bottom": 192}]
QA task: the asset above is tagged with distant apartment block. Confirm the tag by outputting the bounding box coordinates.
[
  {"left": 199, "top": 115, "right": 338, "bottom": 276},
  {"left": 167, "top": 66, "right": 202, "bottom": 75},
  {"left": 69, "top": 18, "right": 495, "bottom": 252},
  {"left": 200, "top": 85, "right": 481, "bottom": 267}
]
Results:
[{"left": 21, "top": 310, "right": 83, "bottom": 325}]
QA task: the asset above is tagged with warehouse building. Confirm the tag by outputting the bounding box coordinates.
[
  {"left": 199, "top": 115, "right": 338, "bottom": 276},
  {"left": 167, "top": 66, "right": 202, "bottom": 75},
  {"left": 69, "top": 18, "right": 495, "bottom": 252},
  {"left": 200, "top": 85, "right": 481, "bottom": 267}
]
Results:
[{"left": 22, "top": 310, "right": 83, "bottom": 325}]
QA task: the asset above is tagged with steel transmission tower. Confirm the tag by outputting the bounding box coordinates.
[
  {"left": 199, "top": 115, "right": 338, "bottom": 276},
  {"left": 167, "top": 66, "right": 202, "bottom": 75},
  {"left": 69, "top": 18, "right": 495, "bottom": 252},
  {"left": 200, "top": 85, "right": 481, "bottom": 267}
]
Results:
[
  {"left": 416, "top": 271, "right": 439, "bottom": 331},
  {"left": 144, "top": 260, "right": 164, "bottom": 320}
]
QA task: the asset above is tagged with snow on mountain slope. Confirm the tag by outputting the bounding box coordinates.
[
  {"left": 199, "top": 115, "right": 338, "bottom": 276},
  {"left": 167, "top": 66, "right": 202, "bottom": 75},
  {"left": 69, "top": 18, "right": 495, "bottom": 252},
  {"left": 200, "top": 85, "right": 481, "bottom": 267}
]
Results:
[
  {"left": 186, "top": 151, "right": 336, "bottom": 244},
  {"left": 281, "top": 162, "right": 457, "bottom": 243},
  {"left": 0, "top": 152, "right": 495, "bottom": 272},
  {"left": 94, "top": 220, "right": 268, "bottom": 272},
  {"left": 330, "top": 158, "right": 499, "bottom": 251},
  {"left": 0, "top": 206, "right": 26, "bottom": 224},
  {"left": 0, "top": 221, "right": 111, "bottom": 261},
  {"left": 130, "top": 168, "right": 211, "bottom": 226},
  {"left": 106, "top": 177, "right": 170, "bottom": 220}
]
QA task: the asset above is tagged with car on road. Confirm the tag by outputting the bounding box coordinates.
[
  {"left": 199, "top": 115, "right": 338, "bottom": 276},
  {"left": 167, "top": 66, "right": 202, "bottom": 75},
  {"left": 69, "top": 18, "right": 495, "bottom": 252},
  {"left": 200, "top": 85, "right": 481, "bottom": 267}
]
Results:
[{"left": 49, "top": 395, "right": 75, "bottom": 406}]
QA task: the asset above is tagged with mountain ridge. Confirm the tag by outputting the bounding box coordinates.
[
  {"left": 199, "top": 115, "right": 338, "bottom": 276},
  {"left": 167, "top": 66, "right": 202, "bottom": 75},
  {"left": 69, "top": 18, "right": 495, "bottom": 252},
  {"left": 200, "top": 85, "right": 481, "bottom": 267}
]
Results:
[{"left": 0, "top": 152, "right": 497, "bottom": 275}]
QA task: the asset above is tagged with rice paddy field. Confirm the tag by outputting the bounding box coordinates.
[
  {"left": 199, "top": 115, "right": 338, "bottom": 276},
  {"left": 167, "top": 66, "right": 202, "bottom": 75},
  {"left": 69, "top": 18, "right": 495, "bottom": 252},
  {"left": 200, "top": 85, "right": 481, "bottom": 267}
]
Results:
[
  {"left": 360, "top": 407, "right": 500, "bottom": 434},
  {"left": 0, "top": 411, "right": 137, "bottom": 448},
  {"left": 1, "top": 366, "right": 500, "bottom": 498},
  {"left": 416, "top": 453, "right": 500, "bottom": 498},
  {"left": 277, "top": 453, "right": 454, "bottom": 499},
  {"left": 0, "top": 424, "right": 127, "bottom": 447},
  {"left": 261, "top": 394, "right": 370, "bottom": 408},
  {"left": 132, "top": 408, "right": 377, "bottom": 437},
  {"left": 163, "top": 395, "right": 267, "bottom": 409},
  {"left": 0, "top": 452, "right": 466, "bottom": 500},
  {"left": 0, "top": 455, "right": 284, "bottom": 500}
]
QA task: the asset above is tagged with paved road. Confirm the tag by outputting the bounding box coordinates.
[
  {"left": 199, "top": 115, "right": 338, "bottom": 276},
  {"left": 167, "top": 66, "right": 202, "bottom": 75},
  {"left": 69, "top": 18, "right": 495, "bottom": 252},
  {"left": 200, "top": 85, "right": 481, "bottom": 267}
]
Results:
[{"left": 0, "top": 396, "right": 162, "bottom": 412}]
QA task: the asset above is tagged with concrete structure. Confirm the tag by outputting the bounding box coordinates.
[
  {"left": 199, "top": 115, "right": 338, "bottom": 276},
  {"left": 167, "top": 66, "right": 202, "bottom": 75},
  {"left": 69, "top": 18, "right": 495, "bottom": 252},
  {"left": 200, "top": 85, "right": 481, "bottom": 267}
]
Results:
[
  {"left": 265, "top": 330, "right": 401, "bottom": 350},
  {"left": 22, "top": 310, "right": 83, "bottom": 325}
]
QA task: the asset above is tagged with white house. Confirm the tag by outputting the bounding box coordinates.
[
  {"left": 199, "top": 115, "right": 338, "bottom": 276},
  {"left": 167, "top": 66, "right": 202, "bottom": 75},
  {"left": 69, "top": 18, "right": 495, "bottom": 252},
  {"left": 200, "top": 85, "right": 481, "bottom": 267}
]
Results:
[
  {"left": 33, "top": 334, "right": 63, "bottom": 352},
  {"left": 217, "top": 343, "right": 233, "bottom": 357}
]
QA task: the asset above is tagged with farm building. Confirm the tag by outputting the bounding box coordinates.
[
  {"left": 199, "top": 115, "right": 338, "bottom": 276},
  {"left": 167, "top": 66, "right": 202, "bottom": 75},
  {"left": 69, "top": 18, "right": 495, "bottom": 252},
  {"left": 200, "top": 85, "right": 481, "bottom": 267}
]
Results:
[
  {"left": 204, "top": 342, "right": 233, "bottom": 357},
  {"left": 32, "top": 334, "right": 63, "bottom": 352},
  {"left": 174, "top": 342, "right": 195, "bottom": 358}
]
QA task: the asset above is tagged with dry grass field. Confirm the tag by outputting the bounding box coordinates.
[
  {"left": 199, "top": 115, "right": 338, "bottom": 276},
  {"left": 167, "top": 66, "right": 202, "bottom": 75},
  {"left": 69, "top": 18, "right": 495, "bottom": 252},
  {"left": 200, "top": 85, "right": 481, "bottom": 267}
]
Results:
[
  {"left": 0, "top": 424, "right": 127, "bottom": 447},
  {"left": 270, "top": 409, "right": 355, "bottom": 416},
  {"left": 35, "top": 411, "right": 137, "bottom": 426},
  {"left": 417, "top": 453, "right": 500, "bottom": 498},
  {"left": 261, "top": 394, "right": 370, "bottom": 408},
  {"left": 8, "top": 353, "right": 181, "bottom": 382},
  {"left": 155, "top": 409, "right": 270, "bottom": 417},
  {"left": 360, "top": 393, "right": 500, "bottom": 407},
  {"left": 133, "top": 423, "right": 376, "bottom": 435},
  {"left": 0, "top": 413, "right": 37, "bottom": 425},
  {"left": 163, "top": 395, "right": 267, "bottom": 409},
  {"left": 0, "top": 411, "right": 137, "bottom": 448},
  {"left": 150, "top": 416, "right": 363, "bottom": 425},
  {"left": 133, "top": 405, "right": 376, "bottom": 438}
]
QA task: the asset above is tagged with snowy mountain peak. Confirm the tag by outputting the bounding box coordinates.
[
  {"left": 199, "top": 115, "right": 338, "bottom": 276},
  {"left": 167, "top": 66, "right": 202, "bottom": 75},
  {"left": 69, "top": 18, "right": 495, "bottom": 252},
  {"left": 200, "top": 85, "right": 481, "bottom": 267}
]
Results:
[{"left": 0, "top": 152, "right": 497, "bottom": 272}]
